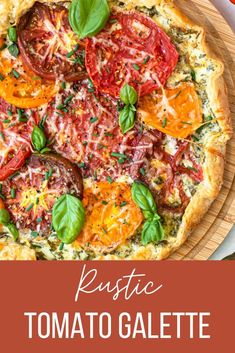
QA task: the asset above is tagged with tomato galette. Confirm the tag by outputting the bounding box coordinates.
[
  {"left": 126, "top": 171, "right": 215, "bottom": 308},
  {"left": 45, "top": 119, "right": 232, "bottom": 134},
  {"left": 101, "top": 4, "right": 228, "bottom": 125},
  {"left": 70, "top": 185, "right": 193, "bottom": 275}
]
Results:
[{"left": 0, "top": 0, "right": 232, "bottom": 260}]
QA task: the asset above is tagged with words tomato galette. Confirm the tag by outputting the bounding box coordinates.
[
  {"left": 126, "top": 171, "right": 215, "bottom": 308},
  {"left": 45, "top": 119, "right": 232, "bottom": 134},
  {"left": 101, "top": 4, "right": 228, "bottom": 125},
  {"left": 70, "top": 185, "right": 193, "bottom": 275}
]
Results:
[{"left": 0, "top": 0, "right": 232, "bottom": 260}]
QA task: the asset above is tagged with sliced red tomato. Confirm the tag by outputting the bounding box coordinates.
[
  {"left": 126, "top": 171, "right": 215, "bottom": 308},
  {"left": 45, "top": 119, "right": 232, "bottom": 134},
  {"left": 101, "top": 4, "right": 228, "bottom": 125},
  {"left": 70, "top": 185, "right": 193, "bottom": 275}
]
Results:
[
  {"left": 0, "top": 145, "right": 31, "bottom": 181},
  {"left": 2, "top": 153, "right": 83, "bottom": 235},
  {"left": 17, "top": 3, "right": 86, "bottom": 81},
  {"left": 85, "top": 11, "right": 179, "bottom": 97},
  {"left": 0, "top": 98, "right": 33, "bottom": 181}
]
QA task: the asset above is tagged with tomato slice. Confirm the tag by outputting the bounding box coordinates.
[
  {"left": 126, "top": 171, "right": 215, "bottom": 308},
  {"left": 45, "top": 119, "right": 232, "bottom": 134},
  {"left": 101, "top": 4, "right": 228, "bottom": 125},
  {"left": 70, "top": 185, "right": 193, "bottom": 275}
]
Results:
[
  {"left": 138, "top": 83, "right": 203, "bottom": 138},
  {"left": 76, "top": 182, "right": 143, "bottom": 252},
  {"left": 1, "top": 153, "right": 83, "bottom": 235},
  {"left": 0, "top": 55, "right": 57, "bottom": 108},
  {"left": 0, "top": 145, "right": 31, "bottom": 181},
  {"left": 85, "top": 11, "right": 179, "bottom": 97},
  {"left": 18, "top": 3, "right": 87, "bottom": 81}
]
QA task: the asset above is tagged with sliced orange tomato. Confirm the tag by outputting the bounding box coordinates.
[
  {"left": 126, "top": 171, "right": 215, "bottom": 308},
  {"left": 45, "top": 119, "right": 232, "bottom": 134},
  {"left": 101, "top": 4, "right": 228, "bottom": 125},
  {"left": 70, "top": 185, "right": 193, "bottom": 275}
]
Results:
[
  {"left": 0, "top": 56, "right": 57, "bottom": 108},
  {"left": 77, "top": 182, "right": 143, "bottom": 250},
  {"left": 138, "top": 83, "right": 202, "bottom": 139}
]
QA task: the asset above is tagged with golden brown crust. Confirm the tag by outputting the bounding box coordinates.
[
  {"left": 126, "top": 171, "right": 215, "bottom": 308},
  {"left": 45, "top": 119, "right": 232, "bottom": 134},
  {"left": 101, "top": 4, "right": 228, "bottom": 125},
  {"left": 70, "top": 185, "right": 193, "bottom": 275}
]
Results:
[
  {"left": 0, "top": 0, "right": 232, "bottom": 260},
  {"left": 99, "top": 0, "right": 232, "bottom": 260}
]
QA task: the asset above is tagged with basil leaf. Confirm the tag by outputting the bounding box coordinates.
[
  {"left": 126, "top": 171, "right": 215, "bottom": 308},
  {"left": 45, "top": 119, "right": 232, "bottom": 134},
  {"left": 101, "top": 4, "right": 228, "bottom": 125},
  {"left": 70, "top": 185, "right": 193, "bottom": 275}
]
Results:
[
  {"left": 8, "top": 27, "right": 17, "bottom": 42},
  {"left": 52, "top": 194, "right": 85, "bottom": 244},
  {"left": 7, "top": 223, "right": 19, "bottom": 241},
  {"left": 32, "top": 126, "right": 47, "bottom": 152},
  {"left": 120, "top": 84, "right": 138, "bottom": 105},
  {"left": 8, "top": 43, "right": 19, "bottom": 58},
  {"left": 132, "top": 182, "right": 157, "bottom": 216},
  {"left": 141, "top": 218, "right": 164, "bottom": 245},
  {"left": 119, "top": 105, "right": 136, "bottom": 134},
  {"left": 69, "top": 0, "right": 110, "bottom": 39},
  {"left": 0, "top": 209, "right": 11, "bottom": 225}
]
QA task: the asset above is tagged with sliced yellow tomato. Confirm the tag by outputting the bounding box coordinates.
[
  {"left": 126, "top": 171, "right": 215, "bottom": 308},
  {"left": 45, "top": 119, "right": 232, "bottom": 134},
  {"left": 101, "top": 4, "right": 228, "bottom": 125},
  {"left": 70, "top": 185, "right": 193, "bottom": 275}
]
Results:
[
  {"left": 138, "top": 83, "right": 202, "bottom": 139},
  {"left": 0, "top": 57, "right": 57, "bottom": 108},
  {"left": 77, "top": 182, "right": 143, "bottom": 249}
]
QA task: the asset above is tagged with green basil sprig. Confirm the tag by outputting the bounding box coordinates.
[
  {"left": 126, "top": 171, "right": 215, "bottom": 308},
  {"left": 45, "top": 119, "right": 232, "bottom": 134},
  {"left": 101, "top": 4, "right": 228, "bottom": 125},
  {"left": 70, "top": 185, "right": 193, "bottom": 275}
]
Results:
[
  {"left": 69, "top": 0, "right": 110, "bottom": 39},
  {"left": 52, "top": 194, "right": 85, "bottom": 244},
  {"left": 0, "top": 209, "right": 19, "bottom": 241},
  {"left": 31, "top": 126, "right": 47, "bottom": 152},
  {"left": 119, "top": 84, "right": 138, "bottom": 134},
  {"left": 131, "top": 182, "right": 164, "bottom": 245}
]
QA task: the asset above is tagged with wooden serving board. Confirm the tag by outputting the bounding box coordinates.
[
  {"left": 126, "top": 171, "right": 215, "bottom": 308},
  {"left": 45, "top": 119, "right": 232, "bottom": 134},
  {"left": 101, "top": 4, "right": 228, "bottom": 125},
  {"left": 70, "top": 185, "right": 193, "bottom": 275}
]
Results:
[{"left": 169, "top": 0, "right": 235, "bottom": 260}]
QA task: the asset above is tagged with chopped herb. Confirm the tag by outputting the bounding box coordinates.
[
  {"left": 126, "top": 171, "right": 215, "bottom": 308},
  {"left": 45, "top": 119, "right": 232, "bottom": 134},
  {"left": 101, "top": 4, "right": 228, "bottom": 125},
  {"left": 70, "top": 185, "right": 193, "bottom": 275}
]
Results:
[
  {"left": 17, "top": 109, "right": 28, "bottom": 122},
  {"left": 64, "top": 95, "right": 74, "bottom": 105},
  {"left": 36, "top": 218, "right": 42, "bottom": 223},
  {"left": 87, "top": 78, "right": 94, "bottom": 92},
  {"left": 104, "top": 132, "right": 113, "bottom": 137},
  {"left": 143, "top": 56, "right": 150, "bottom": 64},
  {"left": 9, "top": 172, "right": 20, "bottom": 180},
  {"left": 3, "top": 119, "right": 10, "bottom": 123},
  {"left": 192, "top": 134, "right": 199, "bottom": 142},
  {"left": 26, "top": 203, "right": 34, "bottom": 212},
  {"left": 191, "top": 70, "right": 196, "bottom": 82},
  {"left": 102, "top": 227, "right": 108, "bottom": 234},
  {"left": 8, "top": 27, "right": 17, "bottom": 42},
  {"left": 36, "top": 197, "right": 39, "bottom": 205},
  {"left": 174, "top": 90, "right": 182, "bottom": 99},
  {"left": 0, "top": 131, "right": 5, "bottom": 141},
  {"left": 118, "top": 158, "right": 125, "bottom": 164},
  {"left": 78, "top": 162, "right": 86, "bottom": 168},
  {"left": 140, "top": 167, "right": 146, "bottom": 176},
  {"left": 111, "top": 152, "right": 128, "bottom": 159},
  {"left": 162, "top": 117, "right": 167, "bottom": 128},
  {"left": 66, "top": 44, "right": 79, "bottom": 58},
  {"left": 205, "top": 115, "right": 213, "bottom": 122},
  {"left": 109, "top": 18, "right": 118, "bottom": 24},
  {"left": 133, "top": 63, "right": 140, "bottom": 71},
  {"left": 181, "top": 121, "right": 192, "bottom": 125},
  {"left": 83, "top": 141, "right": 88, "bottom": 146},
  {"left": 56, "top": 103, "right": 65, "bottom": 110},
  {"left": 90, "top": 116, "right": 98, "bottom": 123},
  {"left": 32, "top": 76, "right": 41, "bottom": 81},
  {"left": 61, "top": 82, "right": 66, "bottom": 90},
  {"left": 59, "top": 242, "right": 65, "bottom": 251},
  {"left": 8, "top": 43, "right": 19, "bottom": 58},
  {"left": 11, "top": 68, "right": 20, "bottom": 78},
  {"left": 31, "top": 231, "right": 38, "bottom": 238},
  {"left": 0, "top": 194, "right": 5, "bottom": 200},
  {"left": 107, "top": 176, "right": 113, "bottom": 184},
  {"left": 98, "top": 143, "right": 106, "bottom": 149},
  {"left": 39, "top": 114, "right": 48, "bottom": 129},
  {"left": 93, "top": 171, "right": 97, "bottom": 180},
  {"left": 0, "top": 73, "right": 4, "bottom": 81},
  {"left": 10, "top": 188, "right": 16, "bottom": 199},
  {"left": 102, "top": 200, "right": 108, "bottom": 205},
  {"left": 187, "top": 166, "right": 198, "bottom": 173},
  {"left": 74, "top": 56, "right": 84, "bottom": 67},
  {"left": 7, "top": 110, "right": 13, "bottom": 116},
  {"left": 120, "top": 201, "right": 127, "bottom": 207},
  {"left": 45, "top": 168, "right": 53, "bottom": 180},
  {"left": 154, "top": 176, "right": 164, "bottom": 185}
]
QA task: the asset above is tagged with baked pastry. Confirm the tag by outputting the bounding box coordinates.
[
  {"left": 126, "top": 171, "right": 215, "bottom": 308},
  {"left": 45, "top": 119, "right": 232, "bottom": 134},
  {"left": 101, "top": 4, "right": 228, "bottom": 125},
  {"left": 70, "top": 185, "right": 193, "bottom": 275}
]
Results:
[{"left": 0, "top": 0, "right": 232, "bottom": 260}]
